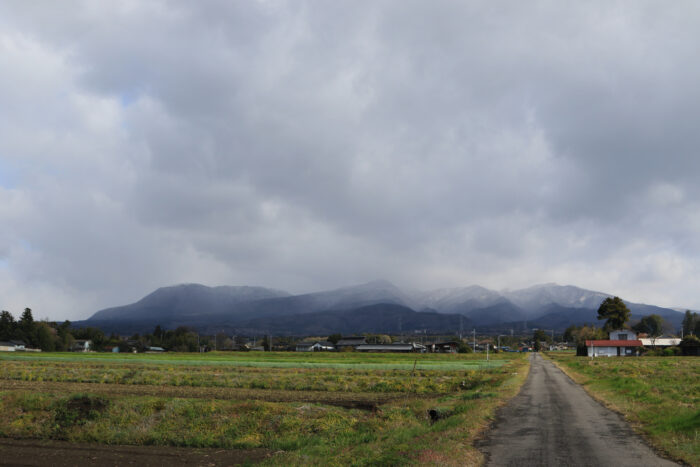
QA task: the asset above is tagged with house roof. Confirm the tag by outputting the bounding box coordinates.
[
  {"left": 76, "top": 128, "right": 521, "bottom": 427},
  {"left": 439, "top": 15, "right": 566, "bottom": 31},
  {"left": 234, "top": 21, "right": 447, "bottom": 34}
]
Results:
[
  {"left": 337, "top": 337, "right": 366, "bottom": 345},
  {"left": 585, "top": 340, "right": 642, "bottom": 347},
  {"left": 356, "top": 344, "right": 416, "bottom": 351}
]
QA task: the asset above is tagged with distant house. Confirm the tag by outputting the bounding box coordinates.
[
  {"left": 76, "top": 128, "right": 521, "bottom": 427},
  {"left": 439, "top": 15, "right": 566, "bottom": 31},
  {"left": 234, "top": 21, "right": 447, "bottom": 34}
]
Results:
[
  {"left": 296, "top": 341, "right": 335, "bottom": 352},
  {"left": 146, "top": 346, "right": 165, "bottom": 353},
  {"left": 71, "top": 339, "right": 92, "bottom": 352},
  {"left": 586, "top": 330, "right": 642, "bottom": 357},
  {"left": 335, "top": 336, "right": 367, "bottom": 351},
  {"left": 356, "top": 342, "right": 426, "bottom": 353}
]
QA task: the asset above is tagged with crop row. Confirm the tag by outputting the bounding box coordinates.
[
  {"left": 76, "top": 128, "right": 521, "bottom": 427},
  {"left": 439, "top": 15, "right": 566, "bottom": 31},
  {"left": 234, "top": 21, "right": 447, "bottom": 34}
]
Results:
[{"left": 0, "top": 359, "right": 507, "bottom": 394}]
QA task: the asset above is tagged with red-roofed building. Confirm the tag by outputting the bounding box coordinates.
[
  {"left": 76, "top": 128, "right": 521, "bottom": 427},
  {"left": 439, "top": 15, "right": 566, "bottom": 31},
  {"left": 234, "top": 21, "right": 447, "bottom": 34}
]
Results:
[{"left": 586, "top": 330, "right": 642, "bottom": 357}]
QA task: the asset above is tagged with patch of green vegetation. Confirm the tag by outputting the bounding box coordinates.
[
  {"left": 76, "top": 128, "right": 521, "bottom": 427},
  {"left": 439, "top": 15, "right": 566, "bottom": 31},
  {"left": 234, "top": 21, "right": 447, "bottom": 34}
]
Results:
[
  {"left": 54, "top": 394, "right": 109, "bottom": 431},
  {"left": 546, "top": 352, "right": 700, "bottom": 466}
]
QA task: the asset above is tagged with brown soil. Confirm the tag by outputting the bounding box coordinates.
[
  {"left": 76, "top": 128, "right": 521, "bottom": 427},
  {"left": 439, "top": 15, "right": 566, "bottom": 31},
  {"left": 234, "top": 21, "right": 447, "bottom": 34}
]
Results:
[
  {"left": 0, "top": 438, "right": 270, "bottom": 466},
  {"left": 0, "top": 379, "right": 395, "bottom": 409}
]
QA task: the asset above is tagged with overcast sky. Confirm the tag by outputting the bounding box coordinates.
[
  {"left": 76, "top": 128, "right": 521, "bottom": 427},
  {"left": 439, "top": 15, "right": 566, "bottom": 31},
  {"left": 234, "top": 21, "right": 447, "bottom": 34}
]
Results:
[{"left": 1, "top": 1, "right": 700, "bottom": 320}]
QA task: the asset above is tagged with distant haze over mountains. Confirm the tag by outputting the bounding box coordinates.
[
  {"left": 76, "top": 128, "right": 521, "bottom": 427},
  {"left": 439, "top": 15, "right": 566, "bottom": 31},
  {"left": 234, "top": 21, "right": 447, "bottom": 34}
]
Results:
[{"left": 80, "top": 281, "right": 685, "bottom": 336}]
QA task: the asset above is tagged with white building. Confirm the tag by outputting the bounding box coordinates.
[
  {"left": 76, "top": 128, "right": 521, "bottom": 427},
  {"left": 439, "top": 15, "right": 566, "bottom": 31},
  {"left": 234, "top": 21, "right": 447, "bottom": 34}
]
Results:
[{"left": 586, "top": 330, "right": 642, "bottom": 357}]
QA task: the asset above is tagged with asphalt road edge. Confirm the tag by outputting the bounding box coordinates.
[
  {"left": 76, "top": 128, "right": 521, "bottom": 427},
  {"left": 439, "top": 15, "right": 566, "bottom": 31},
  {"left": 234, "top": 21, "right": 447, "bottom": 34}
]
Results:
[{"left": 542, "top": 352, "right": 690, "bottom": 467}]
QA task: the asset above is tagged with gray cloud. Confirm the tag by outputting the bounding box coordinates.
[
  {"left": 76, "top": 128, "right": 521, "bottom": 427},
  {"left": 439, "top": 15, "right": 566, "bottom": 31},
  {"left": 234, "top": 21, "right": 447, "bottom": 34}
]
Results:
[{"left": 1, "top": 0, "right": 700, "bottom": 319}]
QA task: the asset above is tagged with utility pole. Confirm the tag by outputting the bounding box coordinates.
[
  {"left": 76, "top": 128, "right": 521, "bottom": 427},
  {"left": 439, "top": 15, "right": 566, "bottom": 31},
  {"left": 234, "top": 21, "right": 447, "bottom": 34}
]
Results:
[
  {"left": 472, "top": 329, "right": 476, "bottom": 352},
  {"left": 498, "top": 334, "right": 506, "bottom": 351}
]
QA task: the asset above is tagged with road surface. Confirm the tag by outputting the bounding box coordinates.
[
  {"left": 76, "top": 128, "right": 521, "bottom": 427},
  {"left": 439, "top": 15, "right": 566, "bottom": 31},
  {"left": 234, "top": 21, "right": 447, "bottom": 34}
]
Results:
[{"left": 478, "top": 353, "right": 679, "bottom": 467}]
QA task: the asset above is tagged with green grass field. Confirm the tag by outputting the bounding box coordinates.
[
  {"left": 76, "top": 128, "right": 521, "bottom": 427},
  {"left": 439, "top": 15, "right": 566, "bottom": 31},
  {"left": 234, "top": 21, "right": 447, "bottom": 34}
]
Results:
[
  {"left": 546, "top": 352, "right": 699, "bottom": 466},
  {"left": 0, "top": 351, "right": 529, "bottom": 466}
]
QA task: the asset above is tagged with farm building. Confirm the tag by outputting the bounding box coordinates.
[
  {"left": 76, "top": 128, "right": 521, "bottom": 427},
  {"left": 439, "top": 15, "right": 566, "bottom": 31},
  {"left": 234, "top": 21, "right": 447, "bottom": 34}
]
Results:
[
  {"left": 0, "top": 341, "right": 18, "bottom": 352},
  {"left": 586, "top": 330, "right": 642, "bottom": 357},
  {"left": 335, "top": 336, "right": 367, "bottom": 351},
  {"left": 355, "top": 342, "right": 426, "bottom": 353},
  {"left": 0, "top": 340, "right": 29, "bottom": 351},
  {"left": 433, "top": 341, "right": 460, "bottom": 353},
  {"left": 296, "top": 341, "right": 335, "bottom": 352},
  {"left": 639, "top": 337, "right": 681, "bottom": 348},
  {"left": 1, "top": 340, "right": 40, "bottom": 352}
]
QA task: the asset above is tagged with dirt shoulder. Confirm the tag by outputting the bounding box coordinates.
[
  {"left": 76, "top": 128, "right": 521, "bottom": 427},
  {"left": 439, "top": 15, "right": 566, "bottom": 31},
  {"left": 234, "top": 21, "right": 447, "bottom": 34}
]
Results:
[{"left": 0, "top": 438, "right": 271, "bottom": 466}]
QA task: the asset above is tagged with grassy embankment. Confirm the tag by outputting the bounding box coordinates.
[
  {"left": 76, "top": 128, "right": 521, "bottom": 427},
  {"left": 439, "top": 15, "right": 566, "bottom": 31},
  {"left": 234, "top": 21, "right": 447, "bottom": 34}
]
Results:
[
  {"left": 0, "top": 351, "right": 529, "bottom": 466},
  {"left": 546, "top": 352, "right": 699, "bottom": 466}
]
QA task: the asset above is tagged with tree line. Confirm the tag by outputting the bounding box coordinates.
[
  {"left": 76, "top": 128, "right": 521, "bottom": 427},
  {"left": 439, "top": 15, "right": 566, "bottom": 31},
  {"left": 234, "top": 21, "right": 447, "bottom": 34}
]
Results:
[{"left": 1, "top": 308, "right": 79, "bottom": 351}]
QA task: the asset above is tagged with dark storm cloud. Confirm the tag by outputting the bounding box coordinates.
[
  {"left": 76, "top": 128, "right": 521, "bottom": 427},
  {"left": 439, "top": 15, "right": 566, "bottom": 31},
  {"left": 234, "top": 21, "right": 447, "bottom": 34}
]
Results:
[{"left": 1, "top": 1, "right": 700, "bottom": 319}]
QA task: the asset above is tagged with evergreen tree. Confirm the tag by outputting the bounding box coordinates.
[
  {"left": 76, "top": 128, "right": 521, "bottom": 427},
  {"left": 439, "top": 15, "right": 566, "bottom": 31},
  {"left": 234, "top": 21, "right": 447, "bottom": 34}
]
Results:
[
  {"left": 597, "top": 297, "right": 631, "bottom": 331},
  {"left": 19, "top": 308, "right": 37, "bottom": 346},
  {"left": 0, "top": 310, "right": 15, "bottom": 340}
]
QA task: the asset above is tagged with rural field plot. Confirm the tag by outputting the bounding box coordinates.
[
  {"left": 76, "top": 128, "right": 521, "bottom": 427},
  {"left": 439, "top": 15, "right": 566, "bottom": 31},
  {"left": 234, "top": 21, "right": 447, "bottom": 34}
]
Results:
[
  {"left": 546, "top": 352, "right": 700, "bottom": 466},
  {"left": 0, "top": 351, "right": 528, "bottom": 466}
]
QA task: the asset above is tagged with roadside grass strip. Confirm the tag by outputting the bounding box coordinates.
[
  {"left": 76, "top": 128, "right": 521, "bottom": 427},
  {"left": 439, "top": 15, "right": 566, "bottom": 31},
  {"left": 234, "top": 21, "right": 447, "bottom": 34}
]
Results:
[{"left": 546, "top": 352, "right": 699, "bottom": 466}]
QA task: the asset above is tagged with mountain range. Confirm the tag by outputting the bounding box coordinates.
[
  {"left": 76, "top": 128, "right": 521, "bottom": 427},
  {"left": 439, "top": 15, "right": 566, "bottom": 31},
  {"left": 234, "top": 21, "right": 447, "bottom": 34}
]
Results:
[{"left": 78, "top": 280, "right": 685, "bottom": 336}]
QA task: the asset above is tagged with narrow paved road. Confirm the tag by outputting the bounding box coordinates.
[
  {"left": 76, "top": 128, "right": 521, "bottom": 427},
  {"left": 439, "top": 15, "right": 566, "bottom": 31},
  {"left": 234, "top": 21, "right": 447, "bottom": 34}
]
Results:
[{"left": 479, "top": 353, "right": 679, "bottom": 467}]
